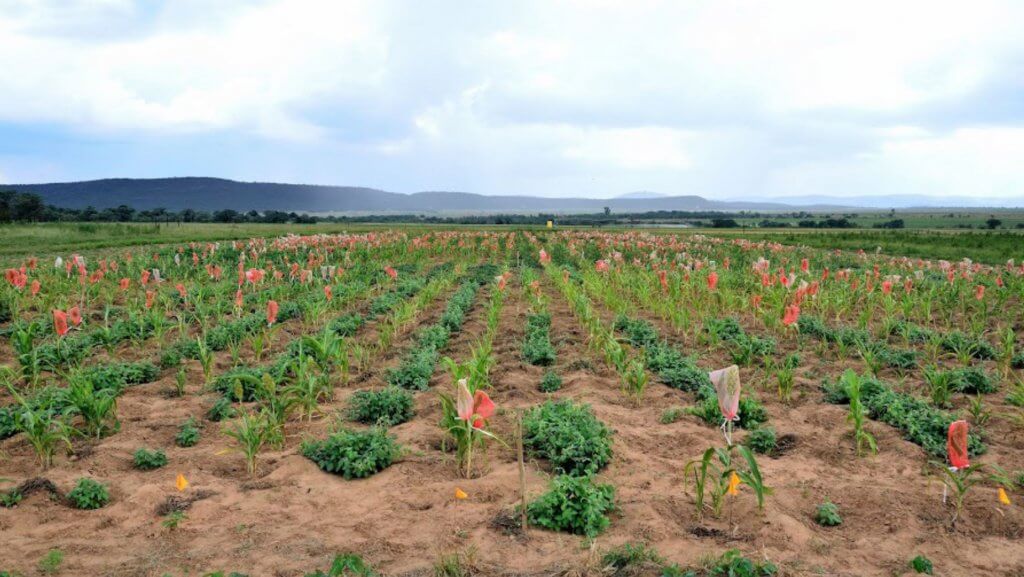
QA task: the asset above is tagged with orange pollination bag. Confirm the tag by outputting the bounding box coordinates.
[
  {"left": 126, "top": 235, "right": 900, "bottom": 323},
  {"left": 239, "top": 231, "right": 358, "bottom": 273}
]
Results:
[{"left": 947, "top": 420, "right": 969, "bottom": 470}]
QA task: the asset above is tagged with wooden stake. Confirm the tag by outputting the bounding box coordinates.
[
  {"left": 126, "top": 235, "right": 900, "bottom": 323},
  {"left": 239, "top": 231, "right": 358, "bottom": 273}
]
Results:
[{"left": 517, "top": 412, "right": 527, "bottom": 532}]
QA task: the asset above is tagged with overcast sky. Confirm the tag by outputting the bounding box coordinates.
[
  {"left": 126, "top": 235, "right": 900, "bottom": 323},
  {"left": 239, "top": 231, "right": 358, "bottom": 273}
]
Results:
[{"left": 1, "top": 0, "right": 1023, "bottom": 201}]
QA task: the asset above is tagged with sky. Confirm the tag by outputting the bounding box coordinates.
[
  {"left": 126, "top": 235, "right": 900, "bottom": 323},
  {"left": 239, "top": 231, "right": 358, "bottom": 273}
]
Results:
[{"left": 1, "top": 0, "right": 1023, "bottom": 202}]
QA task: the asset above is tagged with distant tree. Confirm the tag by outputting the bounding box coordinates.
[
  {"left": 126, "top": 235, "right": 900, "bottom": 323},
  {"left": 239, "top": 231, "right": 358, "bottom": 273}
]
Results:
[
  {"left": 179, "top": 208, "right": 197, "bottom": 222},
  {"left": 263, "top": 210, "right": 290, "bottom": 224},
  {"left": 113, "top": 204, "right": 136, "bottom": 222},
  {"left": 603, "top": 206, "right": 611, "bottom": 216},
  {"left": 986, "top": 218, "right": 1002, "bottom": 229},
  {"left": 873, "top": 219, "right": 905, "bottom": 229},
  {"left": 213, "top": 209, "right": 241, "bottom": 223},
  {"left": 711, "top": 218, "right": 739, "bottom": 228},
  {"left": 0, "top": 190, "right": 15, "bottom": 221},
  {"left": 12, "top": 193, "right": 46, "bottom": 221}
]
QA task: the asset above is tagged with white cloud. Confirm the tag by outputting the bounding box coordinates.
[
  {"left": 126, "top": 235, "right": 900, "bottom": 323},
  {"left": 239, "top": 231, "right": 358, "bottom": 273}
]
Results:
[
  {"left": 0, "top": 0, "right": 389, "bottom": 140},
  {"left": 2, "top": 0, "right": 1024, "bottom": 200},
  {"left": 563, "top": 127, "right": 693, "bottom": 171},
  {"left": 876, "top": 127, "right": 1024, "bottom": 197}
]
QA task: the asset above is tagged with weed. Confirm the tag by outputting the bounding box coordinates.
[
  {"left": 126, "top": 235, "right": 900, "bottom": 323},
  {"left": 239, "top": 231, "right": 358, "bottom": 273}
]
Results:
[{"left": 67, "top": 477, "right": 110, "bottom": 510}]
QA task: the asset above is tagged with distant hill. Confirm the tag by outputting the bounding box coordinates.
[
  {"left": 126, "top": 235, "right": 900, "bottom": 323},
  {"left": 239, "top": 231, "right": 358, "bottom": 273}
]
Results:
[
  {"left": 5, "top": 177, "right": 1022, "bottom": 212},
  {"left": 3, "top": 177, "right": 821, "bottom": 214},
  {"left": 615, "top": 191, "right": 669, "bottom": 199}
]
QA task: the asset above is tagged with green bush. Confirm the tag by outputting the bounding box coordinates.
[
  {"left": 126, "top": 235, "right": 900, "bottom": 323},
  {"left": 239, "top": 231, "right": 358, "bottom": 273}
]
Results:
[
  {"left": 910, "top": 555, "right": 933, "bottom": 575},
  {"left": 527, "top": 475, "right": 615, "bottom": 537},
  {"left": 600, "top": 542, "right": 663, "bottom": 575},
  {"left": 302, "top": 428, "right": 400, "bottom": 479},
  {"left": 79, "top": 361, "right": 159, "bottom": 392},
  {"left": 942, "top": 332, "right": 996, "bottom": 360},
  {"left": 211, "top": 367, "right": 269, "bottom": 402},
  {"left": 327, "top": 313, "right": 364, "bottom": 337},
  {"left": 1, "top": 488, "right": 23, "bottom": 508},
  {"left": 947, "top": 367, "right": 997, "bottom": 394},
  {"left": 614, "top": 315, "right": 659, "bottom": 348},
  {"left": 176, "top": 417, "right": 201, "bottom": 448},
  {"left": 523, "top": 313, "right": 556, "bottom": 366},
  {"left": 683, "top": 549, "right": 777, "bottom": 577},
  {"left": 744, "top": 427, "right": 777, "bottom": 455},
  {"left": 1012, "top": 352, "right": 1024, "bottom": 369},
  {"left": 385, "top": 348, "right": 439, "bottom": 391},
  {"left": 705, "top": 317, "right": 745, "bottom": 341},
  {"left": 206, "top": 397, "right": 237, "bottom": 422},
  {"left": 132, "top": 448, "right": 168, "bottom": 470},
  {"left": 523, "top": 399, "right": 612, "bottom": 476},
  {"left": 304, "top": 553, "right": 376, "bottom": 577},
  {"left": 814, "top": 501, "right": 842, "bottom": 526},
  {"left": 67, "top": 477, "right": 110, "bottom": 510},
  {"left": 348, "top": 388, "right": 414, "bottom": 427},
  {"left": 538, "top": 371, "right": 562, "bottom": 393},
  {"left": 660, "top": 407, "right": 685, "bottom": 424},
  {"left": 641, "top": 341, "right": 709, "bottom": 392}
]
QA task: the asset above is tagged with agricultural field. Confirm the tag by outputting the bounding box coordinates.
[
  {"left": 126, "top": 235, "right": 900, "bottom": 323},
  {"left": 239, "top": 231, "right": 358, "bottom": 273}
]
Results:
[{"left": 1, "top": 229, "right": 1023, "bottom": 577}]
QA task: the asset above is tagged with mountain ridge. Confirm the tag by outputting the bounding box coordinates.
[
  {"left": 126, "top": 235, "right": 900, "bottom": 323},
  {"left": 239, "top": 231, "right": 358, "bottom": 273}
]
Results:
[{"left": 8, "top": 176, "right": 1009, "bottom": 213}]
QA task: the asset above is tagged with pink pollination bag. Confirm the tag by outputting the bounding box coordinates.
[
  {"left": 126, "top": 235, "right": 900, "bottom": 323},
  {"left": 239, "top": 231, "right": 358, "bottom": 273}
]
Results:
[{"left": 710, "top": 365, "right": 741, "bottom": 421}]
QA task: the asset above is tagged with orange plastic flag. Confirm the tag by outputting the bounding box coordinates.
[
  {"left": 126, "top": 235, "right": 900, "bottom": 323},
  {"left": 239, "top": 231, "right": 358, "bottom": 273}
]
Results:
[
  {"left": 999, "top": 487, "right": 1011, "bottom": 506},
  {"left": 727, "top": 471, "right": 741, "bottom": 496},
  {"left": 454, "top": 488, "right": 468, "bottom": 500},
  {"left": 176, "top": 474, "right": 189, "bottom": 492}
]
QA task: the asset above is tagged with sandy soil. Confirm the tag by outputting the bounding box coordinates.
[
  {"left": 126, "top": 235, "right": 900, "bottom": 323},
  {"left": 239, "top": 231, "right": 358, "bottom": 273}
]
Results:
[{"left": 2, "top": 274, "right": 1023, "bottom": 577}]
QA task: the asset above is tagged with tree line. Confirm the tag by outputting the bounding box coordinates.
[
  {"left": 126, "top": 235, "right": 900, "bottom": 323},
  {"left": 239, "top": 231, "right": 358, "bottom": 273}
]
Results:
[{"left": 1, "top": 189, "right": 1016, "bottom": 229}]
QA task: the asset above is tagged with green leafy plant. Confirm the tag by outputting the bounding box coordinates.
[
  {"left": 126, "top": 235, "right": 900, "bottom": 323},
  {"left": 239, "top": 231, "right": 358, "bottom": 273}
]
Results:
[
  {"left": 133, "top": 448, "right": 168, "bottom": 471},
  {"left": 175, "top": 366, "right": 188, "bottom": 397},
  {"left": 302, "top": 427, "right": 400, "bottom": 479},
  {"left": 176, "top": 417, "right": 201, "bottom": 448},
  {"left": 909, "top": 555, "right": 933, "bottom": 575},
  {"left": 526, "top": 474, "right": 616, "bottom": 537},
  {"left": 934, "top": 463, "right": 987, "bottom": 527},
  {"left": 38, "top": 549, "right": 64, "bottom": 575},
  {"left": 823, "top": 374, "right": 985, "bottom": 458},
  {"left": 162, "top": 510, "right": 187, "bottom": 530},
  {"left": 744, "top": 427, "right": 777, "bottom": 455},
  {"left": 621, "top": 359, "right": 649, "bottom": 406},
  {"left": 4, "top": 385, "right": 72, "bottom": 469},
  {"left": 522, "top": 313, "right": 556, "bottom": 366},
  {"left": 223, "top": 410, "right": 272, "bottom": 477},
  {"left": 348, "top": 388, "right": 414, "bottom": 427},
  {"left": 538, "top": 370, "right": 562, "bottom": 393},
  {"left": 206, "top": 397, "right": 237, "bottom": 422},
  {"left": 67, "top": 477, "right": 110, "bottom": 510},
  {"left": 304, "top": 554, "right": 376, "bottom": 577},
  {"left": 843, "top": 370, "right": 877, "bottom": 456},
  {"left": 62, "top": 376, "right": 120, "bottom": 439},
  {"left": 689, "top": 549, "right": 777, "bottom": 577},
  {"left": 814, "top": 500, "right": 842, "bottom": 526},
  {"left": 522, "top": 399, "right": 612, "bottom": 476},
  {"left": 600, "top": 542, "right": 664, "bottom": 576},
  {"left": 660, "top": 406, "right": 685, "bottom": 424},
  {"left": 684, "top": 444, "right": 770, "bottom": 519}
]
